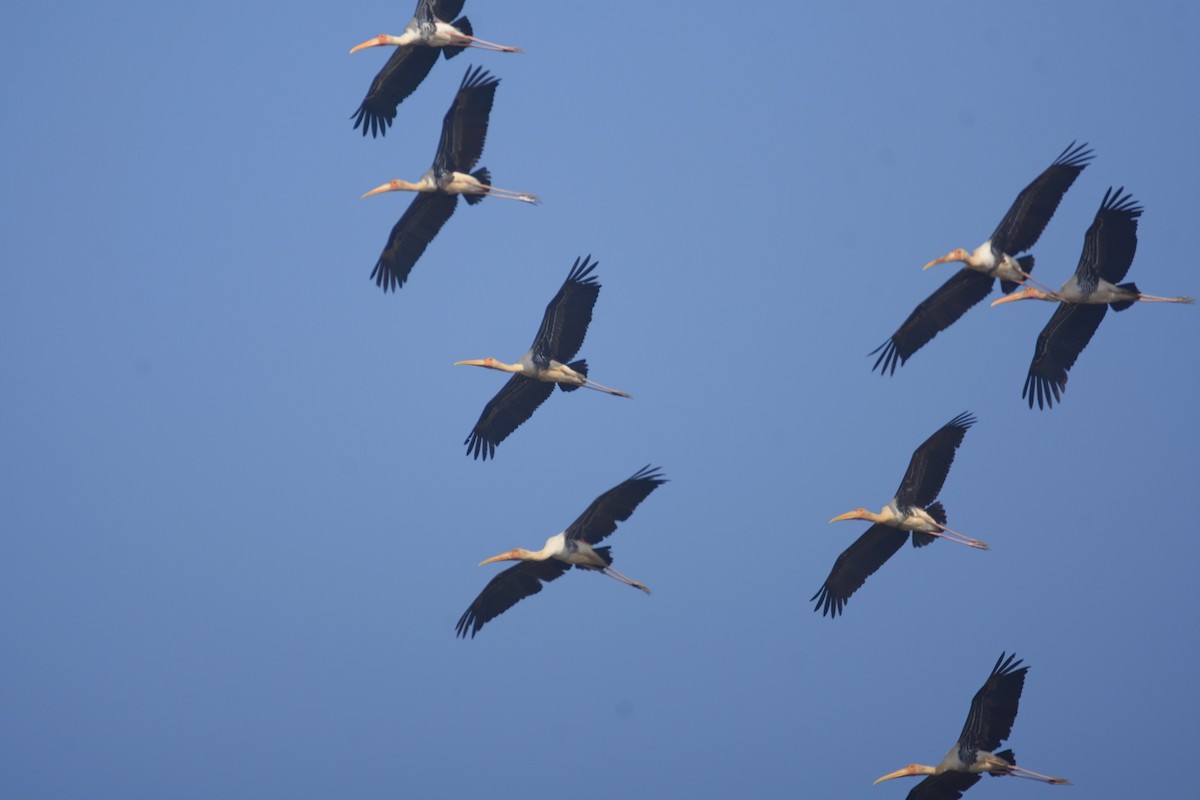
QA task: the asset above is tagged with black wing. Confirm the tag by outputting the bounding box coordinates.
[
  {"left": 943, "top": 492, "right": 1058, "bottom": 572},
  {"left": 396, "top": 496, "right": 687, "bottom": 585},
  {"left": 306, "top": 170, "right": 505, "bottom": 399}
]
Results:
[
  {"left": 1022, "top": 303, "right": 1107, "bottom": 410},
  {"left": 530, "top": 255, "right": 601, "bottom": 364},
  {"left": 957, "top": 652, "right": 1027, "bottom": 759},
  {"left": 351, "top": 45, "right": 441, "bottom": 138},
  {"left": 455, "top": 559, "right": 571, "bottom": 638},
  {"left": 1074, "top": 187, "right": 1142, "bottom": 294},
  {"left": 871, "top": 271, "right": 995, "bottom": 374},
  {"left": 990, "top": 141, "right": 1093, "bottom": 256},
  {"left": 431, "top": 0, "right": 466, "bottom": 20},
  {"left": 905, "top": 773, "right": 982, "bottom": 800},
  {"left": 810, "top": 524, "right": 907, "bottom": 618},
  {"left": 433, "top": 65, "right": 499, "bottom": 173},
  {"left": 370, "top": 193, "right": 458, "bottom": 292},
  {"left": 564, "top": 466, "right": 667, "bottom": 545},
  {"left": 894, "top": 412, "right": 975, "bottom": 508},
  {"left": 463, "top": 375, "right": 555, "bottom": 460}
]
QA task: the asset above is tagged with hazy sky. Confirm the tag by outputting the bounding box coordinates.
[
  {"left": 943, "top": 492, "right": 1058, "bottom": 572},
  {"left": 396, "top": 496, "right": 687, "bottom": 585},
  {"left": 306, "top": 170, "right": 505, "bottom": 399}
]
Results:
[{"left": 2, "top": 2, "right": 1197, "bottom": 798}]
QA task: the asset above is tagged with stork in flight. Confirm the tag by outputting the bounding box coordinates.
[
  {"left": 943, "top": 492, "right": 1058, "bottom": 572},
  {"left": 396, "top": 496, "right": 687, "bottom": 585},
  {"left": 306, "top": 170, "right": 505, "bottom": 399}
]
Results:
[
  {"left": 991, "top": 187, "right": 1194, "bottom": 408},
  {"left": 812, "top": 412, "right": 987, "bottom": 618},
  {"left": 872, "top": 142, "right": 1093, "bottom": 374},
  {"left": 455, "top": 255, "right": 630, "bottom": 461},
  {"left": 350, "top": 0, "right": 521, "bottom": 137},
  {"left": 455, "top": 466, "right": 666, "bottom": 638},
  {"left": 360, "top": 65, "right": 538, "bottom": 292},
  {"left": 874, "top": 652, "right": 1071, "bottom": 800}
]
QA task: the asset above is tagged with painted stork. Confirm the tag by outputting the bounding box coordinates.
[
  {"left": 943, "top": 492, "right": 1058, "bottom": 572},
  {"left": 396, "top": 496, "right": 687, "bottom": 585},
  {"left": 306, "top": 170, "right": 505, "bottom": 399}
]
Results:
[
  {"left": 874, "top": 652, "right": 1071, "bottom": 799},
  {"left": 872, "top": 142, "right": 1093, "bottom": 374},
  {"left": 350, "top": 0, "right": 521, "bottom": 138},
  {"left": 812, "top": 412, "right": 986, "bottom": 618},
  {"left": 360, "top": 65, "right": 538, "bottom": 292},
  {"left": 991, "top": 187, "right": 1194, "bottom": 409},
  {"left": 455, "top": 465, "right": 666, "bottom": 638},
  {"left": 454, "top": 255, "right": 630, "bottom": 460}
]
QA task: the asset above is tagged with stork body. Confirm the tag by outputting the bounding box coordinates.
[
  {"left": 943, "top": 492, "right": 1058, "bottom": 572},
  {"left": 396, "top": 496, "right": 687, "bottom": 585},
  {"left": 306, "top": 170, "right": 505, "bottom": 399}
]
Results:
[
  {"left": 455, "top": 256, "right": 629, "bottom": 460},
  {"left": 456, "top": 466, "right": 666, "bottom": 638},
  {"left": 350, "top": 0, "right": 521, "bottom": 137},
  {"left": 360, "top": 65, "right": 538, "bottom": 292},
  {"left": 872, "top": 142, "right": 1093, "bottom": 374},
  {"left": 812, "top": 412, "right": 986, "bottom": 618},
  {"left": 992, "top": 187, "right": 1193, "bottom": 408},
  {"left": 874, "top": 653, "right": 1071, "bottom": 800}
]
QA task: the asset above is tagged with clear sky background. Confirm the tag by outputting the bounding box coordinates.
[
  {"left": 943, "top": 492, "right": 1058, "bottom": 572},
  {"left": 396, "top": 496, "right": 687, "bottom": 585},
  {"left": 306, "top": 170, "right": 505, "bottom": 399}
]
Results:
[{"left": 2, "top": 2, "right": 1197, "bottom": 798}]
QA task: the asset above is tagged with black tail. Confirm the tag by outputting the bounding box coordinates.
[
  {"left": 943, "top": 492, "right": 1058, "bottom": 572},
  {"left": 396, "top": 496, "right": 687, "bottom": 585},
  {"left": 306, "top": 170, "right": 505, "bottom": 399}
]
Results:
[
  {"left": 988, "top": 749, "right": 1016, "bottom": 776},
  {"left": 441, "top": 17, "right": 471, "bottom": 59},
  {"left": 911, "top": 501, "right": 946, "bottom": 548},
  {"left": 558, "top": 359, "right": 588, "bottom": 392},
  {"left": 464, "top": 167, "right": 490, "bottom": 206},
  {"left": 1111, "top": 282, "right": 1138, "bottom": 312},
  {"left": 1000, "top": 255, "right": 1035, "bottom": 295},
  {"left": 592, "top": 545, "right": 613, "bottom": 566}
]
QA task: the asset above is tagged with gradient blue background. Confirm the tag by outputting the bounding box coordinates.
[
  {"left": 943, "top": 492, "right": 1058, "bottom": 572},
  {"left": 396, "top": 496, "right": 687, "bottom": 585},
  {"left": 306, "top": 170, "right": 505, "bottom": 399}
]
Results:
[{"left": 3, "top": 2, "right": 1197, "bottom": 797}]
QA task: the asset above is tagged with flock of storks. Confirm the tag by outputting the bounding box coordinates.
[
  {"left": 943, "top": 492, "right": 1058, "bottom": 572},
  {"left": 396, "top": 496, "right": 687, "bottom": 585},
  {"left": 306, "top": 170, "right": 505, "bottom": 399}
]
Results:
[{"left": 347, "top": 4, "right": 1192, "bottom": 798}]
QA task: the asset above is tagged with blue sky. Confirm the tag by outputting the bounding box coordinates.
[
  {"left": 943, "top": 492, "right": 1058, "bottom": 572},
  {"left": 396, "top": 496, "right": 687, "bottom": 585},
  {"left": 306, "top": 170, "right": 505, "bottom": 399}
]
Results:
[{"left": 2, "top": 2, "right": 1197, "bottom": 797}]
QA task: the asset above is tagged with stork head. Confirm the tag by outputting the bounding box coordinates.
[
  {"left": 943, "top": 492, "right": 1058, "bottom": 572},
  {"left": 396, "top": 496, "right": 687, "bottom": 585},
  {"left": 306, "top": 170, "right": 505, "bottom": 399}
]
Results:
[
  {"left": 873, "top": 764, "right": 936, "bottom": 784},
  {"left": 923, "top": 248, "right": 969, "bottom": 270},
  {"left": 829, "top": 508, "right": 871, "bottom": 524},
  {"left": 991, "top": 287, "right": 1050, "bottom": 307}
]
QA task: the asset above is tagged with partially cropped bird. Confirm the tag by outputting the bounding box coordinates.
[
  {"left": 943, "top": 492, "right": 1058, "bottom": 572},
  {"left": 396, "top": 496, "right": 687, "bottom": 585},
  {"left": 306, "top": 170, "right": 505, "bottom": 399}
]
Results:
[
  {"left": 872, "top": 142, "right": 1093, "bottom": 374},
  {"left": 812, "top": 412, "right": 986, "bottom": 618},
  {"left": 874, "top": 652, "right": 1071, "bottom": 800},
  {"left": 350, "top": 0, "right": 521, "bottom": 138},
  {"left": 991, "top": 187, "right": 1193, "bottom": 408},
  {"left": 360, "top": 65, "right": 538, "bottom": 292}
]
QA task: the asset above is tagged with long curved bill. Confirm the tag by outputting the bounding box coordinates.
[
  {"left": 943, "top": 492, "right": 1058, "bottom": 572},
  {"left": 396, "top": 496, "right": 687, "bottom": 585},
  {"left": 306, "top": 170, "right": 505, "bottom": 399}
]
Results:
[
  {"left": 873, "top": 766, "right": 918, "bottom": 785},
  {"left": 479, "top": 551, "right": 521, "bottom": 566},
  {"left": 829, "top": 510, "right": 866, "bottom": 524},
  {"left": 453, "top": 359, "right": 489, "bottom": 368},
  {"left": 990, "top": 287, "right": 1046, "bottom": 307},
  {"left": 923, "top": 251, "right": 963, "bottom": 271},
  {"left": 361, "top": 180, "right": 403, "bottom": 199},
  {"left": 350, "top": 34, "right": 402, "bottom": 54}
]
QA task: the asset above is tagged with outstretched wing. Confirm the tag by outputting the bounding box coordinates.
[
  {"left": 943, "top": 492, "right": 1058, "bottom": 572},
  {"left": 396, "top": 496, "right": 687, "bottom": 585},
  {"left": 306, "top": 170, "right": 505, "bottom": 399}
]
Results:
[
  {"left": 530, "top": 255, "right": 601, "bottom": 364},
  {"left": 990, "top": 141, "right": 1093, "bottom": 255},
  {"left": 894, "top": 412, "right": 976, "bottom": 507},
  {"left": 957, "top": 652, "right": 1028, "bottom": 758},
  {"left": 810, "top": 524, "right": 907, "bottom": 618},
  {"left": 455, "top": 560, "right": 571, "bottom": 638},
  {"left": 905, "top": 773, "right": 982, "bottom": 800},
  {"left": 564, "top": 466, "right": 667, "bottom": 545},
  {"left": 871, "top": 271, "right": 995, "bottom": 375},
  {"left": 1074, "top": 187, "right": 1142, "bottom": 294},
  {"left": 463, "top": 375, "right": 555, "bottom": 460},
  {"left": 370, "top": 193, "right": 459, "bottom": 292},
  {"left": 1022, "top": 303, "right": 1107, "bottom": 410},
  {"left": 433, "top": 65, "right": 499, "bottom": 173},
  {"left": 351, "top": 45, "right": 441, "bottom": 138}
]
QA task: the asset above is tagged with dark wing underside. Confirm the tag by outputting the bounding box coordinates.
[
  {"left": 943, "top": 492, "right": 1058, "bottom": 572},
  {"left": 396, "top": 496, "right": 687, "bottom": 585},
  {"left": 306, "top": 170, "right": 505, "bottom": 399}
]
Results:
[
  {"left": 1023, "top": 302, "right": 1107, "bottom": 409},
  {"left": 531, "top": 255, "right": 601, "bottom": 364},
  {"left": 433, "top": 65, "right": 499, "bottom": 173},
  {"left": 906, "top": 772, "right": 982, "bottom": 800},
  {"left": 370, "top": 193, "right": 458, "bottom": 292},
  {"left": 894, "top": 411, "right": 975, "bottom": 508},
  {"left": 957, "top": 652, "right": 1028, "bottom": 759},
  {"left": 871, "top": 270, "right": 995, "bottom": 374},
  {"left": 455, "top": 559, "right": 571, "bottom": 638},
  {"left": 1073, "top": 187, "right": 1142, "bottom": 294},
  {"left": 990, "top": 141, "right": 1093, "bottom": 256},
  {"left": 352, "top": 45, "right": 441, "bottom": 138},
  {"left": 464, "top": 375, "right": 555, "bottom": 460},
  {"left": 431, "top": 0, "right": 466, "bottom": 20},
  {"left": 564, "top": 466, "right": 667, "bottom": 545},
  {"left": 811, "top": 523, "right": 907, "bottom": 617}
]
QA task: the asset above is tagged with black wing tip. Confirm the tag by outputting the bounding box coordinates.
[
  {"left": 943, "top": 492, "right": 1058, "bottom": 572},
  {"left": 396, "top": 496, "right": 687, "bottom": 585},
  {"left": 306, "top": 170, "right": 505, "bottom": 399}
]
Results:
[
  {"left": 370, "top": 260, "right": 405, "bottom": 292},
  {"left": 1023, "top": 372, "right": 1063, "bottom": 410},
  {"left": 459, "top": 63, "right": 499, "bottom": 91},
  {"left": 464, "top": 431, "right": 497, "bottom": 461},
  {"left": 946, "top": 411, "right": 978, "bottom": 431},
  {"left": 991, "top": 651, "right": 1027, "bottom": 679},
  {"left": 628, "top": 464, "right": 668, "bottom": 486},
  {"left": 454, "top": 610, "right": 478, "bottom": 638},
  {"left": 810, "top": 585, "right": 846, "bottom": 618},
  {"left": 869, "top": 338, "right": 903, "bottom": 375},
  {"left": 351, "top": 105, "right": 395, "bottom": 138},
  {"left": 566, "top": 254, "right": 601, "bottom": 287},
  {"left": 1100, "top": 186, "right": 1143, "bottom": 217},
  {"left": 1054, "top": 140, "right": 1095, "bottom": 169}
]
